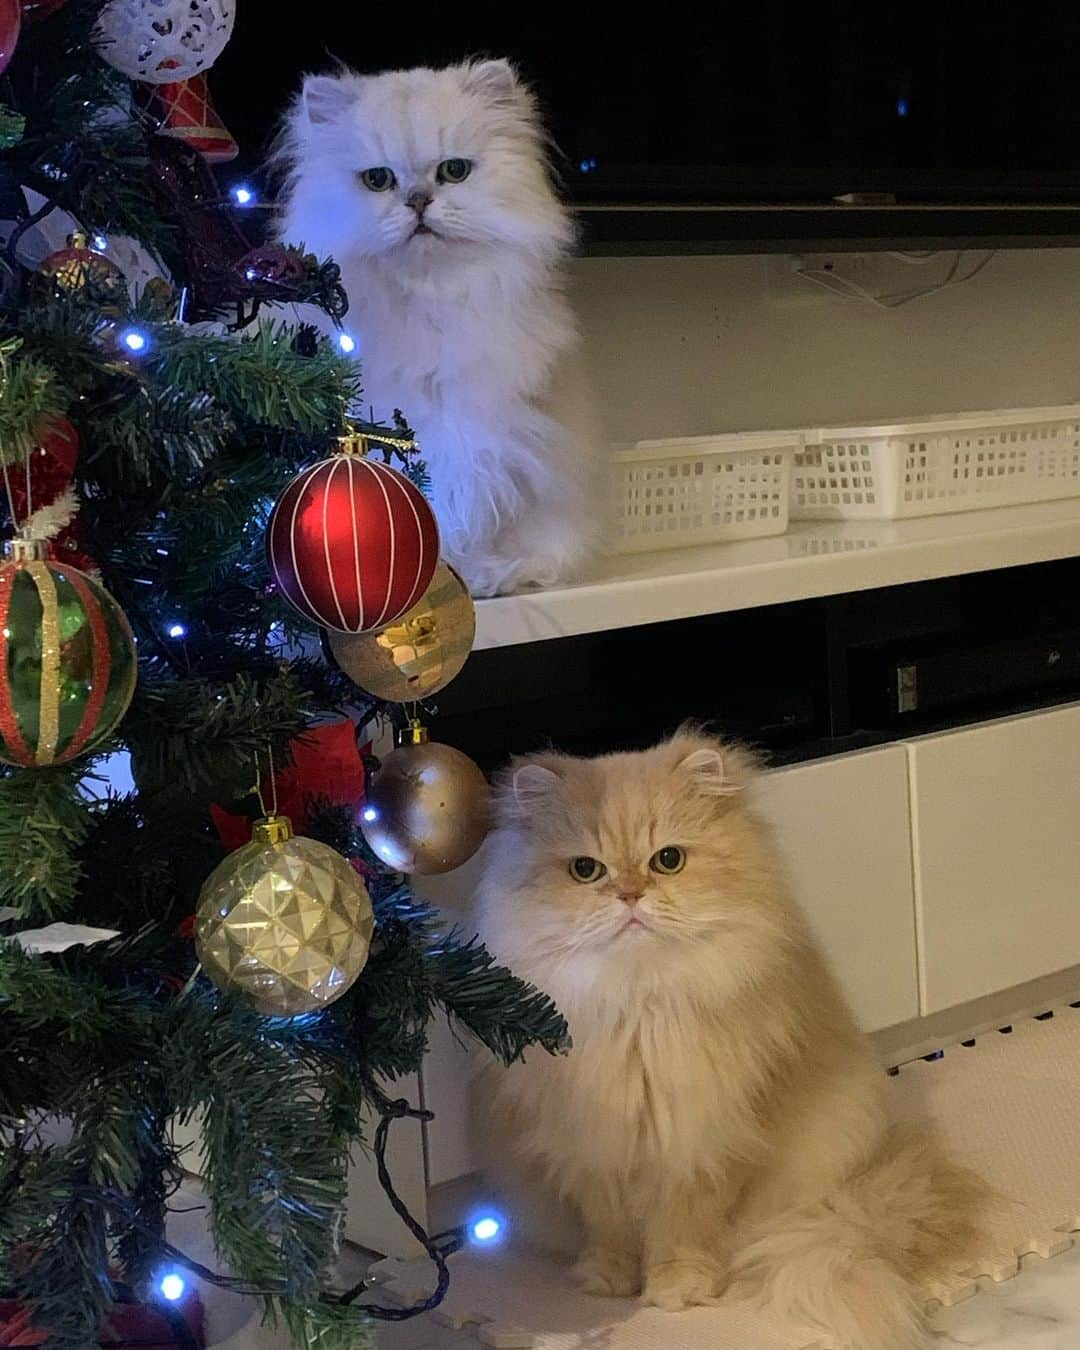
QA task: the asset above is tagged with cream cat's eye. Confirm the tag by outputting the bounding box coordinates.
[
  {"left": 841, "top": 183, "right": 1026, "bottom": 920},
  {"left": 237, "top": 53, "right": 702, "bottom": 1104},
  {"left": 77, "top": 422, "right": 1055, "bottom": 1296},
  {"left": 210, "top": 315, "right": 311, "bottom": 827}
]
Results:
[
  {"left": 650, "top": 845, "right": 686, "bottom": 875},
  {"left": 436, "top": 158, "right": 473, "bottom": 184},
  {"left": 570, "top": 856, "right": 606, "bottom": 884},
  {"left": 359, "top": 167, "right": 396, "bottom": 192}
]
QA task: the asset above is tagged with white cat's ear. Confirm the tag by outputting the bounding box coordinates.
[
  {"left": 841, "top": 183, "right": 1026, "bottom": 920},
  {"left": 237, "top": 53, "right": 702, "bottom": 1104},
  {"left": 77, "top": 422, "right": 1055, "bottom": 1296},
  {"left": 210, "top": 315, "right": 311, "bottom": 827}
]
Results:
[
  {"left": 678, "top": 745, "right": 740, "bottom": 797},
  {"left": 463, "top": 59, "right": 521, "bottom": 103},
  {"left": 511, "top": 763, "right": 560, "bottom": 813},
  {"left": 301, "top": 74, "right": 358, "bottom": 126}
]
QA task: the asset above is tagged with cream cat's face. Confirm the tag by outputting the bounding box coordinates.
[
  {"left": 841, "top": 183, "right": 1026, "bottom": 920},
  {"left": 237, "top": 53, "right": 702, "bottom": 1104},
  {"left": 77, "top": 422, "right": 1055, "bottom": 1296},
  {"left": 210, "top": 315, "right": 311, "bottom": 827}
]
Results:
[
  {"left": 491, "top": 733, "right": 778, "bottom": 981},
  {"left": 287, "top": 60, "right": 570, "bottom": 265}
]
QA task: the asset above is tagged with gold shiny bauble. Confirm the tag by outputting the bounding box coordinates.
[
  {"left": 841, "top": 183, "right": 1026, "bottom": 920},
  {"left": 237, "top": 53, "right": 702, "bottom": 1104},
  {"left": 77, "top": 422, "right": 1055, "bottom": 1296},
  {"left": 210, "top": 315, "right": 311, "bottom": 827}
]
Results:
[
  {"left": 329, "top": 563, "right": 475, "bottom": 703},
  {"left": 195, "top": 814, "right": 374, "bottom": 1016},
  {"left": 38, "top": 233, "right": 126, "bottom": 306},
  {"left": 361, "top": 726, "right": 491, "bottom": 875}
]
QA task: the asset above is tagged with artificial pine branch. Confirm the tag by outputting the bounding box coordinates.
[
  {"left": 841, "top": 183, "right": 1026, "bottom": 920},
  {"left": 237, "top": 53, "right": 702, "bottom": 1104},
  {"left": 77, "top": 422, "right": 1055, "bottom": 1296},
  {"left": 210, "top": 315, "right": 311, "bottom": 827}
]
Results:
[
  {"left": 0, "top": 766, "right": 90, "bottom": 920},
  {"left": 0, "top": 3, "right": 571, "bottom": 1343},
  {"left": 0, "top": 338, "right": 64, "bottom": 467}
]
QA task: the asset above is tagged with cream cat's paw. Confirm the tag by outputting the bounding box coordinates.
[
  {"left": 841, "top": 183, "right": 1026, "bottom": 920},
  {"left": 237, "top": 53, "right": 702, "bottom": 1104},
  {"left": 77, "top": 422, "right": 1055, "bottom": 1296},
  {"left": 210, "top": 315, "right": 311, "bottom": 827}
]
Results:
[
  {"left": 641, "top": 1258, "right": 727, "bottom": 1311},
  {"left": 572, "top": 1248, "right": 641, "bottom": 1297}
]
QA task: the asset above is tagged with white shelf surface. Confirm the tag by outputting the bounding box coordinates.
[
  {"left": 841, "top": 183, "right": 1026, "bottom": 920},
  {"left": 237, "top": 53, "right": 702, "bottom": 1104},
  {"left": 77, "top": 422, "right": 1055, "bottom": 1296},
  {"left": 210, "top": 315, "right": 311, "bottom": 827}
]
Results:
[{"left": 474, "top": 499, "right": 1080, "bottom": 650}]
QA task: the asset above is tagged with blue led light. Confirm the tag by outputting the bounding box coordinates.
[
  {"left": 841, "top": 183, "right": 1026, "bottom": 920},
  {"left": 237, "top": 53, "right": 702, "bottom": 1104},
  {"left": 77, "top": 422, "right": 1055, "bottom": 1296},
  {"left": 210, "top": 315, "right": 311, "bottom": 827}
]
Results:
[
  {"left": 119, "top": 328, "right": 149, "bottom": 355},
  {"left": 232, "top": 184, "right": 255, "bottom": 206},
  {"left": 158, "top": 1272, "right": 185, "bottom": 1302},
  {"left": 578, "top": 156, "right": 598, "bottom": 174},
  {"left": 92, "top": 234, "right": 108, "bottom": 251},
  {"left": 361, "top": 806, "right": 378, "bottom": 823},
  {"left": 337, "top": 332, "right": 357, "bottom": 354},
  {"left": 166, "top": 622, "right": 186, "bottom": 639},
  {"left": 896, "top": 98, "right": 909, "bottom": 118},
  {"left": 469, "top": 1212, "right": 504, "bottom": 1245}
]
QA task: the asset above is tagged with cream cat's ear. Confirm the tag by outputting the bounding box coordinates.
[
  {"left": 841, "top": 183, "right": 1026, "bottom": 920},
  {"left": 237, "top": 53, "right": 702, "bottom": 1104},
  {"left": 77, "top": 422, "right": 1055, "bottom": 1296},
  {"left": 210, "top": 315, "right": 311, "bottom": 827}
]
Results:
[
  {"left": 301, "top": 74, "right": 358, "bottom": 126},
  {"left": 677, "top": 743, "right": 744, "bottom": 797},
  {"left": 493, "top": 759, "right": 561, "bottom": 821}
]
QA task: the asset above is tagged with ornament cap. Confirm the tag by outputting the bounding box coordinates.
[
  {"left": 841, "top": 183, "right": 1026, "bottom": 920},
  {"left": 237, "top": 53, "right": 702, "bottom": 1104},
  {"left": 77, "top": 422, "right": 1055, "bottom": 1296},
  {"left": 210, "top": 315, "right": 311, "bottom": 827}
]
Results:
[
  {"left": 3, "top": 534, "right": 49, "bottom": 563},
  {"left": 336, "top": 424, "right": 419, "bottom": 459},
  {"left": 251, "top": 814, "right": 293, "bottom": 846},
  {"left": 396, "top": 719, "right": 430, "bottom": 748},
  {"left": 67, "top": 231, "right": 90, "bottom": 251}
]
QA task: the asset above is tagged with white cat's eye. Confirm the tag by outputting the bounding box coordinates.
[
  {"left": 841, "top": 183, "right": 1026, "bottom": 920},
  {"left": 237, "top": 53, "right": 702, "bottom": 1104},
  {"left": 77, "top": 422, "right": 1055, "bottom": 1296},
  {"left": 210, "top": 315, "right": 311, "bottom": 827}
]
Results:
[
  {"left": 570, "top": 856, "right": 606, "bottom": 884},
  {"left": 436, "top": 158, "right": 473, "bottom": 184},
  {"left": 359, "top": 166, "right": 396, "bottom": 192},
  {"left": 650, "top": 846, "right": 686, "bottom": 875}
]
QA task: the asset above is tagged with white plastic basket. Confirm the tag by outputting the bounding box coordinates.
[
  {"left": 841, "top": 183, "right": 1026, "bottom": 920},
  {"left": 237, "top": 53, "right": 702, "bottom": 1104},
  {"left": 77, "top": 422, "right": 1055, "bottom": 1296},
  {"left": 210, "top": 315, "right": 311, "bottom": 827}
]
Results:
[
  {"left": 791, "top": 405, "right": 1080, "bottom": 521},
  {"left": 611, "top": 430, "right": 797, "bottom": 553}
]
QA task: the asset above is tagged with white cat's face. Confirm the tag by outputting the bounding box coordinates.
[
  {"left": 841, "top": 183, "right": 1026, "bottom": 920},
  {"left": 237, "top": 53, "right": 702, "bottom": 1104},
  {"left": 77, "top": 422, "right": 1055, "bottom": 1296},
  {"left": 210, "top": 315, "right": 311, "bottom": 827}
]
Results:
[{"left": 283, "top": 60, "right": 571, "bottom": 267}]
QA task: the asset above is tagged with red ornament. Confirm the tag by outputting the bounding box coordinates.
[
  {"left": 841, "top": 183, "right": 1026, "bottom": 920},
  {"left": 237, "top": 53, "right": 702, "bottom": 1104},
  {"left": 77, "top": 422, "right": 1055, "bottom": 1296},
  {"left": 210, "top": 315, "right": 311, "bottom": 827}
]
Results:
[
  {"left": 210, "top": 720, "right": 369, "bottom": 850},
  {"left": 0, "top": 1289, "right": 204, "bottom": 1346},
  {"left": 5, "top": 416, "right": 96, "bottom": 574},
  {"left": 267, "top": 452, "right": 440, "bottom": 633},
  {"left": 12, "top": 414, "right": 79, "bottom": 508},
  {"left": 0, "top": 0, "right": 20, "bottom": 74},
  {"left": 136, "top": 71, "right": 238, "bottom": 163}
]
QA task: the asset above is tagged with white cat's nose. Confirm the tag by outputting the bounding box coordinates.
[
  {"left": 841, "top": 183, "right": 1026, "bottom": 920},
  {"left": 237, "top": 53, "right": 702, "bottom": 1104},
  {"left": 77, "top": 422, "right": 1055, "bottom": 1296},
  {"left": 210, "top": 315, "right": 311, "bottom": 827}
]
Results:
[{"left": 406, "top": 189, "right": 433, "bottom": 215}]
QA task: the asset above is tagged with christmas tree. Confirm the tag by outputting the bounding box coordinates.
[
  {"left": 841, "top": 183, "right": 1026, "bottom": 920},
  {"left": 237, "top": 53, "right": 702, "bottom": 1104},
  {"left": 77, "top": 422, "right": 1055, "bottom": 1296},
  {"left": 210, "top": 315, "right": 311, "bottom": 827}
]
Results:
[{"left": 0, "top": 4, "right": 567, "bottom": 1347}]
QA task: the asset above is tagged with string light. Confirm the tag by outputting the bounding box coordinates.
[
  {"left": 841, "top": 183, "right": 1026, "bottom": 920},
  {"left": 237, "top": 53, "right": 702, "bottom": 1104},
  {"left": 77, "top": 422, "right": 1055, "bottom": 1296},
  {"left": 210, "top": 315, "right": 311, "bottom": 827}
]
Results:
[
  {"left": 158, "top": 1272, "right": 185, "bottom": 1302},
  {"left": 337, "top": 332, "right": 357, "bottom": 354},
  {"left": 166, "top": 622, "right": 186, "bottom": 639},
  {"left": 92, "top": 234, "right": 108, "bottom": 251},
  {"left": 232, "top": 184, "right": 255, "bottom": 206},
  {"left": 468, "top": 1211, "right": 504, "bottom": 1245},
  {"left": 119, "top": 327, "right": 150, "bottom": 355}
]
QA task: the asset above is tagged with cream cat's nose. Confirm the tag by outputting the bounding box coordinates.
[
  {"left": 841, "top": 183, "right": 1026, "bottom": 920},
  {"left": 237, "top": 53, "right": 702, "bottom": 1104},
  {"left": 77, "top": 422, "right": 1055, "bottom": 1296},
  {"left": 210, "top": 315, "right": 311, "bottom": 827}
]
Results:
[{"left": 617, "top": 887, "right": 644, "bottom": 906}]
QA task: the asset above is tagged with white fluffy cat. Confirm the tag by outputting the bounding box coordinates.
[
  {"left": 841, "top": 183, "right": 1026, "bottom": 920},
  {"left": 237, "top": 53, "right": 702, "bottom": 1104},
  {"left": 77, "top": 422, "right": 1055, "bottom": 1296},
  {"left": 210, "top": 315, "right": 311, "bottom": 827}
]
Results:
[
  {"left": 276, "top": 59, "right": 600, "bottom": 598},
  {"left": 474, "top": 729, "right": 992, "bottom": 1350}
]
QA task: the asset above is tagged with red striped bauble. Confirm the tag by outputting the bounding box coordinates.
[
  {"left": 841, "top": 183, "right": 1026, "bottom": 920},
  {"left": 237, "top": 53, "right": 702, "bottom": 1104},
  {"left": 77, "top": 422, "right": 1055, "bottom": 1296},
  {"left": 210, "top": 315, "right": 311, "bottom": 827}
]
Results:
[{"left": 266, "top": 453, "right": 440, "bottom": 634}]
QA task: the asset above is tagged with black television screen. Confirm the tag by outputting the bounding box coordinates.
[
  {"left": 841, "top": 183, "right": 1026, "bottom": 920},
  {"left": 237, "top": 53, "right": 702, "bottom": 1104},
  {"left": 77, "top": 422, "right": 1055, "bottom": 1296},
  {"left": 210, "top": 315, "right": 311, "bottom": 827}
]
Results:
[{"left": 214, "top": 9, "right": 1080, "bottom": 206}]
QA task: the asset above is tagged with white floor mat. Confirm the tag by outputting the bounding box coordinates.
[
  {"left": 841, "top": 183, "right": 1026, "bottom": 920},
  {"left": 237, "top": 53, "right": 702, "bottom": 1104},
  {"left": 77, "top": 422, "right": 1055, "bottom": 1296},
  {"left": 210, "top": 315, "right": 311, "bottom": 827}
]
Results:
[{"left": 372, "top": 1004, "right": 1080, "bottom": 1349}]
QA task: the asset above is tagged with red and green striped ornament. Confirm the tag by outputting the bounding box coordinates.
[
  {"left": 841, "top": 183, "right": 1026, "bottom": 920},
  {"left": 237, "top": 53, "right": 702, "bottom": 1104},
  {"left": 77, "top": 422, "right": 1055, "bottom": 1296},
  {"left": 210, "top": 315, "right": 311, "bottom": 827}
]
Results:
[{"left": 0, "top": 536, "right": 137, "bottom": 767}]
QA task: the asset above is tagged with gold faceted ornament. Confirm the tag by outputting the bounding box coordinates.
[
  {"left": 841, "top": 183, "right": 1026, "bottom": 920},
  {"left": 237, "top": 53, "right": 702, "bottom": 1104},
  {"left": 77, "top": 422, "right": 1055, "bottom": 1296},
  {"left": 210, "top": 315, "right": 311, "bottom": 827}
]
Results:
[
  {"left": 361, "top": 723, "right": 491, "bottom": 875},
  {"left": 195, "top": 814, "right": 374, "bottom": 1016},
  {"left": 329, "top": 562, "right": 475, "bottom": 703}
]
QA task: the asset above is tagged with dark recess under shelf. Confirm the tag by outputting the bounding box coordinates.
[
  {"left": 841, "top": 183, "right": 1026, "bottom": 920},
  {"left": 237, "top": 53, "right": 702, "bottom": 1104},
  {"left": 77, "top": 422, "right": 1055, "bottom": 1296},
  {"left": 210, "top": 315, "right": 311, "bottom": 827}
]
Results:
[
  {"left": 430, "top": 556, "right": 1080, "bottom": 772},
  {"left": 578, "top": 205, "right": 1080, "bottom": 256}
]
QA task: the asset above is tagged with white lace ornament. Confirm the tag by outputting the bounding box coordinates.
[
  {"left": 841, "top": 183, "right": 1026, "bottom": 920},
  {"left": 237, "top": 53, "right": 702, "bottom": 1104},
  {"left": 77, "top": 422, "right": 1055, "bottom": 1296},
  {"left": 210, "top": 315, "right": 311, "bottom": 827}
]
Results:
[{"left": 95, "top": 0, "right": 235, "bottom": 84}]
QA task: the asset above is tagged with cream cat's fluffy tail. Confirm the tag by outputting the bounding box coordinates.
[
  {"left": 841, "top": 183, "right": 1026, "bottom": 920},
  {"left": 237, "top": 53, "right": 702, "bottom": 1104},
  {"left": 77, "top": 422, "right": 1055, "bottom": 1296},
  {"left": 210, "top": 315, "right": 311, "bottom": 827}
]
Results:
[{"left": 731, "top": 1122, "right": 996, "bottom": 1350}]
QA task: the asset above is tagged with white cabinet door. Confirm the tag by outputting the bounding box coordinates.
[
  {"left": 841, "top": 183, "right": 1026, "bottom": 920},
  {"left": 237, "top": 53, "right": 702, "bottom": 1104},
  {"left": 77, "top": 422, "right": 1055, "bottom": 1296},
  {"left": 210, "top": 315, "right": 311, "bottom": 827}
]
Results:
[
  {"left": 908, "top": 701, "right": 1080, "bottom": 1015},
  {"left": 754, "top": 745, "right": 920, "bottom": 1032},
  {"left": 412, "top": 846, "right": 492, "bottom": 1189}
]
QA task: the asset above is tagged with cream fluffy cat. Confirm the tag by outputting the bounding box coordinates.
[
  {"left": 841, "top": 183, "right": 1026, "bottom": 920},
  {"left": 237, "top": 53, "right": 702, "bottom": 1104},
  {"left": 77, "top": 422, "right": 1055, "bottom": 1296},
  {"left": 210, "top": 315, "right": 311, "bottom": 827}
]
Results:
[
  {"left": 474, "top": 730, "right": 991, "bottom": 1350},
  {"left": 276, "top": 59, "right": 599, "bottom": 598}
]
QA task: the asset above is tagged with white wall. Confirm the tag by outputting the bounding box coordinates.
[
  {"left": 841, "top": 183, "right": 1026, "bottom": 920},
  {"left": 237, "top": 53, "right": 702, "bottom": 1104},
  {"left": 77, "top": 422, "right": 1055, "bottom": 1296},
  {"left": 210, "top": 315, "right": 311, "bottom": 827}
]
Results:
[{"left": 570, "top": 248, "right": 1080, "bottom": 440}]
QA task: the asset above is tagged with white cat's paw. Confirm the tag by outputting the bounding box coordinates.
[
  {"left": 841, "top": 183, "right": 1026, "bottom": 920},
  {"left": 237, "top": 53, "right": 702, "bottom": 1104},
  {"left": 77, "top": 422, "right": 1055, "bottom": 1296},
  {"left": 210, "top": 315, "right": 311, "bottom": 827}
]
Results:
[
  {"left": 641, "top": 1258, "right": 727, "bottom": 1311},
  {"left": 572, "top": 1248, "right": 640, "bottom": 1298},
  {"left": 444, "top": 551, "right": 524, "bottom": 599}
]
